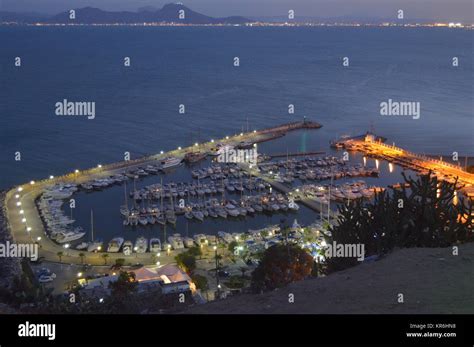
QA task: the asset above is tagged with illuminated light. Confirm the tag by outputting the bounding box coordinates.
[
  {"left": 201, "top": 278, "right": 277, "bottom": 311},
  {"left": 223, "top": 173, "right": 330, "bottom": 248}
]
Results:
[
  {"left": 375, "top": 159, "right": 379, "bottom": 170},
  {"left": 389, "top": 162, "right": 394, "bottom": 173},
  {"left": 240, "top": 133, "right": 243, "bottom": 136},
  {"left": 217, "top": 284, "right": 221, "bottom": 289},
  {"left": 27, "top": 227, "right": 32, "bottom": 232},
  {"left": 97, "top": 164, "right": 102, "bottom": 168},
  {"left": 16, "top": 202, "right": 21, "bottom": 206},
  {"left": 296, "top": 189, "right": 300, "bottom": 193},
  {"left": 21, "top": 218, "right": 26, "bottom": 223},
  {"left": 75, "top": 169, "right": 79, "bottom": 173},
  {"left": 97, "top": 246, "right": 102, "bottom": 251},
  {"left": 30, "top": 181, "right": 35, "bottom": 185},
  {"left": 77, "top": 272, "right": 83, "bottom": 277},
  {"left": 235, "top": 236, "right": 239, "bottom": 241},
  {"left": 112, "top": 272, "right": 116, "bottom": 276},
  {"left": 134, "top": 247, "right": 138, "bottom": 251},
  {"left": 213, "top": 246, "right": 217, "bottom": 251},
  {"left": 64, "top": 243, "right": 70, "bottom": 249},
  {"left": 210, "top": 139, "right": 214, "bottom": 143},
  {"left": 99, "top": 298, "right": 104, "bottom": 303},
  {"left": 194, "top": 143, "right": 199, "bottom": 146},
  {"left": 15, "top": 194, "right": 19, "bottom": 199},
  {"left": 167, "top": 244, "right": 171, "bottom": 249},
  {"left": 160, "top": 150, "right": 164, "bottom": 154},
  {"left": 321, "top": 240, "right": 327, "bottom": 247},
  {"left": 453, "top": 191, "right": 458, "bottom": 205},
  {"left": 156, "top": 261, "right": 160, "bottom": 266},
  {"left": 36, "top": 236, "right": 41, "bottom": 241},
  {"left": 225, "top": 136, "right": 229, "bottom": 139},
  {"left": 178, "top": 147, "right": 182, "bottom": 150},
  {"left": 363, "top": 156, "right": 367, "bottom": 166},
  {"left": 49, "top": 175, "right": 54, "bottom": 179},
  {"left": 19, "top": 210, "right": 24, "bottom": 214},
  {"left": 253, "top": 130, "right": 257, "bottom": 133},
  {"left": 17, "top": 187, "right": 23, "bottom": 192}
]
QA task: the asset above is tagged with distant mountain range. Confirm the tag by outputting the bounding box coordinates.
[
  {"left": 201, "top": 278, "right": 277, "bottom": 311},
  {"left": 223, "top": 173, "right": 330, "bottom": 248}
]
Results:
[{"left": 0, "top": 3, "right": 250, "bottom": 25}]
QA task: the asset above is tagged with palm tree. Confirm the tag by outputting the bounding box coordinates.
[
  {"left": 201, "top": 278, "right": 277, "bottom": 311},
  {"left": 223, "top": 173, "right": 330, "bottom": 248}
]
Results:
[
  {"left": 79, "top": 252, "right": 85, "bottom": 264},
  {"left": 56, "top": 251, "right": 63, "bottom": 262},
  {"left": 101, "top": 253, "right": 109, "bottom": 265}
]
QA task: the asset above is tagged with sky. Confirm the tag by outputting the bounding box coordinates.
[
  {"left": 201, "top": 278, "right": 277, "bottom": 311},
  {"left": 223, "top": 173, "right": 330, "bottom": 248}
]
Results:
[{"left": 1, "top": 0, "right": 473, "bottom": 22}]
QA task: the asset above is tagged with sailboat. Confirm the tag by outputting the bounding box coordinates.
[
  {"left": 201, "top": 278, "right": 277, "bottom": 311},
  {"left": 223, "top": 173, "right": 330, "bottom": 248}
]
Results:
[{"left": 87, "top": 210, "right": 103, "bottom": 252}]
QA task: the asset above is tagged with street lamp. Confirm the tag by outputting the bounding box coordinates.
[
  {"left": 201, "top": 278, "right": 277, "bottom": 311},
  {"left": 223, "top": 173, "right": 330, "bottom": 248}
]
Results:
[
  {"left": 49, "top": 175, "right": 54, "bottom": 179},
  {"left": 75, "top": 169, "right": 79, "bottom": 174},
  {"left": 214, "top": 246, "right": 220, "bottom": 297},
  {"left": 19, "top": 210, "right": 24, "bottom": 214},
  {"left": 16, "top": 202, "right": 21, "bottom": 206},
  {"left": 17, "top": 187, "right": 23, "bottom": 192},
  {"left": 30, "top": 181, "right": 35, "bottom": 185}
]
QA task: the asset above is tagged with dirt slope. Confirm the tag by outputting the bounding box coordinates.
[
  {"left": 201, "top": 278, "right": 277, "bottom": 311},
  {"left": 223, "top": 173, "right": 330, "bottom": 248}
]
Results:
[{"left": 186, "top": 243, "right": 474, "bottom": 314}]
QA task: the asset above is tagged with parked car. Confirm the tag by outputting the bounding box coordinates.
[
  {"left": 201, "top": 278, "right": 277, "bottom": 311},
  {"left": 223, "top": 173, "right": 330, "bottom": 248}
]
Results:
[{"left": 38, "top": 275, "right": 54, "bottom": 283}]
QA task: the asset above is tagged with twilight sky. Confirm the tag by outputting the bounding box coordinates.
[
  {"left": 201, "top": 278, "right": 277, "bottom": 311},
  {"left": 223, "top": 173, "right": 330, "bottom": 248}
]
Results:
[{"left": 1, "top": 0, "right": 473, "bottom": 22}]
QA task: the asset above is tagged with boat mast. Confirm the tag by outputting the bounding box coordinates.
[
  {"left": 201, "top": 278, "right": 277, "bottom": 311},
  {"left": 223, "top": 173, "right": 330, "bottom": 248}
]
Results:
[{"left": 90, "top": 209, "right": 94, "bottom": 242}]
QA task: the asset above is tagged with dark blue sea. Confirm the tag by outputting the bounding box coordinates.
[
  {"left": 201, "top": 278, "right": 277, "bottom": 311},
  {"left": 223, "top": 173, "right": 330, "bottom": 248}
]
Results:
[{"left": 1, "top": 26, "right": 473, "bottom": 243}]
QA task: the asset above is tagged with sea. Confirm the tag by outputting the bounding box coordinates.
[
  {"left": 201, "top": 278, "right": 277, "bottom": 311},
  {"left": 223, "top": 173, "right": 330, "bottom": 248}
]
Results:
[{"left": 1, "top": 26, "right": 473, "bottom": 243}]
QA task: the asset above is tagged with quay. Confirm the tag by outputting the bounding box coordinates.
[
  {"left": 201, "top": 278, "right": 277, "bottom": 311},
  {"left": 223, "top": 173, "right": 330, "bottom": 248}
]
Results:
[
  {"left": 4, "top": 120, "right": 323, "bottom": 266},
  {"left": 268, "top": 151, "right": 325, "bottom": 159},
  {"left": 338, "top": 135, "right": 474, "bottom": 198}
]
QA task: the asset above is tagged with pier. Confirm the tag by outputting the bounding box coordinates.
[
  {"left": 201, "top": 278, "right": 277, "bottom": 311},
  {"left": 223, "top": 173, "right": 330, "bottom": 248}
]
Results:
[
  {"left": 239, "top": 163, "right": 338, "bottom": 219},
  {"left": 268, "top": 151, "right": 325, "bottom": 159}
]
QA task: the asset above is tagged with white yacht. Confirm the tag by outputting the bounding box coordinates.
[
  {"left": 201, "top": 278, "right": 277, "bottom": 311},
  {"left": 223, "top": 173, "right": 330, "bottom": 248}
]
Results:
[
  {"left": 55, "top": 230, "right": 85, "bottom": 244},
  {"left": 107, "top": 237, "right": 124, "bottom": 253},
  {"left": 134, "top": 237, "right": 148, "bottom": 253},
  {"left": 161, "top": 157, "right": 182, "bottom": 169},
  {"left": 87, "top": 241, "right": 103, "bottom": 252},
  {"left": 168, "top": 234, "right": 185, "bottom": 250},
  {"left": 122, "top": 240, "right": 133, "bottom": 255},
  {"left": 149, "top": 238, "right": 162, "bottom": 253}
]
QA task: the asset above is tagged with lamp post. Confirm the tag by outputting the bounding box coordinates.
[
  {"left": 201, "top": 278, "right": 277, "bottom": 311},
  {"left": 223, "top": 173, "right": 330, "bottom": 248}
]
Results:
[{"left": 213, "top": 245, "right": 220, "bottom": 298}]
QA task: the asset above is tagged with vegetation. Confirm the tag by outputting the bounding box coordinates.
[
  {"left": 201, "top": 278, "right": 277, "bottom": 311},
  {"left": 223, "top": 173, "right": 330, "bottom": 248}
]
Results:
[
  {"left": 175, "top": 252, "right": 197, "bottom": 274},
  {"left": 191, "top": 274, "right": 208, "bottom": 291},
  {"left": 225, "top": 275, "right": 245, "bottom": 289},
  {"left": 250, "top": 243, "right": 313, "bottom": 292},
  {"left": 108, "top": 271, "right": 137, "bottom": 300},
  {"left": 325, "top": 172, "right": 473, "bottom": 273},
  {"left": 56, "top": 251, "right": 63, "bottom": 262}
]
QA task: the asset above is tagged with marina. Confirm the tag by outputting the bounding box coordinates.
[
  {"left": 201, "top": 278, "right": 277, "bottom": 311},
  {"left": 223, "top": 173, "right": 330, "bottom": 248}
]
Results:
[{"left": 5, "top": 120, "right": 474, "bottom": 265}]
